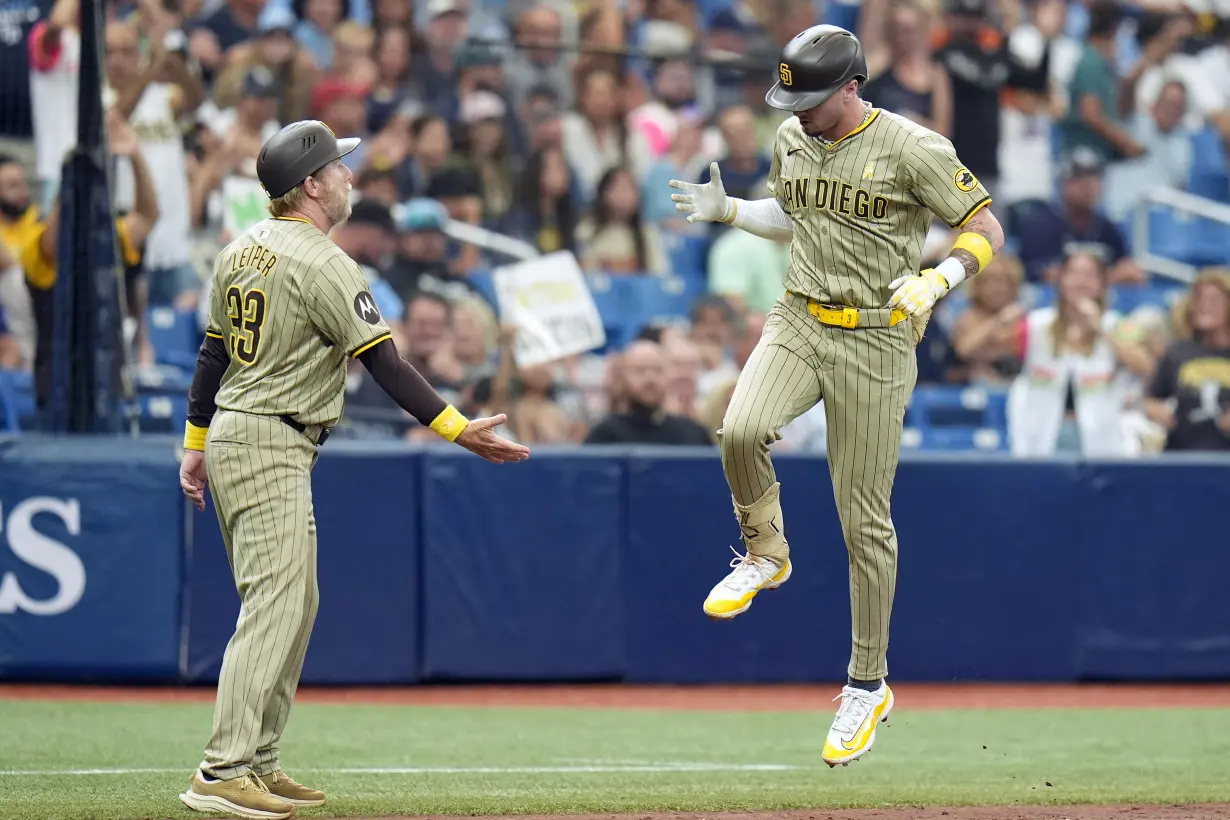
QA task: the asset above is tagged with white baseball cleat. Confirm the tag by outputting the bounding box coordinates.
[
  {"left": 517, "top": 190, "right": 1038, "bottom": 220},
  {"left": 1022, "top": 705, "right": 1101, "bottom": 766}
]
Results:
[
  {"left": 822, "top": 682, "right": 894, "bottom": 767},
  {"left": 702, "top": 546, "right": 792, "bottom": 619}
]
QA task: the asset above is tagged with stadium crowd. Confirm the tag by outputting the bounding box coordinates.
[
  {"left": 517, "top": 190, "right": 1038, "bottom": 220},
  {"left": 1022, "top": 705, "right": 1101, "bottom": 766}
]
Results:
[{"left": 0, "top": 0, "right": 1227, "bottom": 454}]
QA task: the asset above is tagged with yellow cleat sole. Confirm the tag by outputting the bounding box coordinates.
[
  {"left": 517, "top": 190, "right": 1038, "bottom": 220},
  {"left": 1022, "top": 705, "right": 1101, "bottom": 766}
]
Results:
[
  {"left": 823, "top": 688, "right": 894, "bottom": 768},
  {"left": 703, "top": 561, "right": 792, "bottom": 620}
]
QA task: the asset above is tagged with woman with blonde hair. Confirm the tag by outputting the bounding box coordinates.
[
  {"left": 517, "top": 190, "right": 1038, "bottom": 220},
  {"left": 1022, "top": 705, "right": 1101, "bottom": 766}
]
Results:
[
  {"left": 951, "top": 252, "right": 1026, "bottom": 385},
  {"left": 1145, "top": 269, "right": 1230, "bottom": 451},
  {"left": 1007, "top": 251, "right": 1153, "bottom": 456}
]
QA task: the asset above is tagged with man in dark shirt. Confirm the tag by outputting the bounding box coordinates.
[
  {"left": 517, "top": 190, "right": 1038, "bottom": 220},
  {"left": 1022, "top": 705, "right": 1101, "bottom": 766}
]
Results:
[
  {"left": 1015, "top": 147, "right": 1144, "bottom": 283},
  {"left": 585, "top": 340, "right": 714, "bottom": 446},
  {"left": 1147, "top": 276, "right": 1230, "bottom": 451},
  {"left": 932, "top": 0, "right": 1051, "bottom": 195}
]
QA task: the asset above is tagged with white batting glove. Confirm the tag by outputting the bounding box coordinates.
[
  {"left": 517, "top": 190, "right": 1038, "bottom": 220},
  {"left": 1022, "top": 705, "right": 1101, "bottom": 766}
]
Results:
[
  {"left": 886, "top": 269, "right": 951, "bottom": 316},
  {"left": 669, "top": 162, "right": 733, "bottom": 224}
]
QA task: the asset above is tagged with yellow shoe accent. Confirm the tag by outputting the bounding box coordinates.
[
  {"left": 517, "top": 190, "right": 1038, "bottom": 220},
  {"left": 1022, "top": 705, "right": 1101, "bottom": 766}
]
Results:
[
  {"left": 702, "top": 551, "right": 791, "bottom": 619},
  {"left": 258, "top": 770, "right": 326, "bottom": 807},
  {"left": 822, "top": 683, "right": 894, "bottom": 768},
  {"left": 179, "top": 770, "right": 296, "bottom": 819}
]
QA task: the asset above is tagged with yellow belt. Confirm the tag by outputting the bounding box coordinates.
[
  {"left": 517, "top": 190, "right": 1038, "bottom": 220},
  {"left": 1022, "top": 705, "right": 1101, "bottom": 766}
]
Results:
[{"left": 802, "top": 298, "right": 907, "bottom": 329}]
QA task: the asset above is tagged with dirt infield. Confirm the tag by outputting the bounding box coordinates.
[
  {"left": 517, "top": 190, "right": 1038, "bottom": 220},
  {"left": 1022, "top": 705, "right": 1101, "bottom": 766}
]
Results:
[{"left": 4, "top": 682, "right": 1230, "bottom": 710}]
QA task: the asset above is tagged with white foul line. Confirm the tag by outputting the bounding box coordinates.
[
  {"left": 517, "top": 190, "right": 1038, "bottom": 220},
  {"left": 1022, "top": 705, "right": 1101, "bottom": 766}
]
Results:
[{"left": 0, "top": 763, "right": 804, "bottom": 777}]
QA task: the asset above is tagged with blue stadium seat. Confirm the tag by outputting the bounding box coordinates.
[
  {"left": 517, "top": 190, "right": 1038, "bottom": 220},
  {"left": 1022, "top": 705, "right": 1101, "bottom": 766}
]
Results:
[
  {"left": 146, "top": 306, "right": 203, "bottom": 370},
  {"left": 0, "top": 369, "right": 35, "bottom": 432},
  {"left": 664, "top": 232, "right": 711, "bottom": 278},
  {"left": 1188, "top": 128, "right": 1230, "bottom": 203},
  {"left": 901, "top": 425, "right": 1007, "bottom": 452}
]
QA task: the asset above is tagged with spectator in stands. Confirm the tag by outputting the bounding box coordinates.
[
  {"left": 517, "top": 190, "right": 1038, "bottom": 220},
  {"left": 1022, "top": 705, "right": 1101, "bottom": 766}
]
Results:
[
  {"left": 932, "top": 0, "right": 1052, "bottom": 196},
  {"left": 1007, "top": 251, "right": 1153, "bottom": 456},
  {"left": 459, "top": 91, "right": 515, "bottom": 229},
  {"left": 481, "top": 326, "right": 576, "bottom": 443},
  {"left": 327, "top": 198, "right": 405, "bottom": 321},
  {"left": 21, "top": 113, "right": 158, "bottom": 405},
  {"left": 190, "top": 67, "right": 281, "bottom": 239},
  {"left": 576, "top": 166, "right": 667, "bottom": 275},
  {"left": 563, "top": 66, "right": 650, "bottom": 201},
  {"left": 1060, "top": 0, "right": 1151, "bottom": 165},
  {"left": 584, "top": 339, "right": 713, "bottom": 444},
  {"left": 189, "top": 0, "right": 273, "bottom": 84},
  {"left": 640, "top": 109, "right": 708, "bottom": 231},
  {"left": 701, "top": 10, "right": 753, "bottom": 111},
  {"left": 412, "top": 1, "right": 476, "bottom": 120},
  {"left": 104, "top": 20, "right": 206, "bottom": 308},
  {"left": 28, "top": 0, "right": 81, "bottom": 212},
  {"left": 1145, "top": 270, "right": 1230, "bottom": 451},
  {"left": 311, "top": 77, "right": 372, "bottom": 171},
  {"left": 291, "top": 0, "right": 354, "bottom": 70},
  {"left": 0, "top": 155, "right": 38, "bottom": 370},
  {"left": 662, "top": 336, "right": 704, "bottom": 421},
  {"left": 690, "top": 294, "right": 739, "bottom": 401},
  {"left": 425, "top": 164, "right": 486, "bottom": 271},
  {"left": 629, "top": 58, "right": 703, "bottom": 160},
  {"left": 324, "top": 20, "right": 378, "bottom": 87},
  {"left": 707, "top": 179, "right": 788, "bottom": 314},
  {"left": 212, "top": 5, "right": 319, "bottom": 125},
  {"left": 859, "top": 0, "right": 953, "bottom": 137},
  {"left": 367, "top": 26, "right": 422, "bottom": 134},
  {"left": 386, "top": 198, "right": 481, "bottom": 304},
  {"left": 520, "top": 86, "right": 565, "bottom": 156},
  {"left": 401, "top": 291, "right": 464, "bottom": 406},
  {"left": 1015, "top": 147, "right": 1145, "bottom": 284},
  {"left": 997, "top": 0, "right": 1069, "bottom": 208},
  {"left": 0, "top": 0, "right": 46, "bottom": 176},
  {"left": 354, "top": 167, "right": 400, "bottom": 207},
  {"left": 1102, "top": 79, "right": 1194, "bottom": 222},
  {"left": 506, "top": 4, "right": 574, "bottom": 113},
  {"left": 951, "top": 253, "right": 1026, "bottom": 385},
  {"left": 506, "top": 145, "right": 578, "bottom": 255},
  {"left": 451, "top": 293, "right": 499, "bottom": 388},
  {"left": 697, "top": 105, "right": 772, "bottom": 202},
  {"left": 399, "top": 114, "right": 453, "bottom": 199}
]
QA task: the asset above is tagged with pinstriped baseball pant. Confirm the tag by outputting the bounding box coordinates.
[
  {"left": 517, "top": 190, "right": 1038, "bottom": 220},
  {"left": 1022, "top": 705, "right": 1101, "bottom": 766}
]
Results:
[
  {"left": 200, "top": 410, "right": 320, "bottom": 780},
  {"left": 718, "top": 293, "right": 917, "bottom": 680}
]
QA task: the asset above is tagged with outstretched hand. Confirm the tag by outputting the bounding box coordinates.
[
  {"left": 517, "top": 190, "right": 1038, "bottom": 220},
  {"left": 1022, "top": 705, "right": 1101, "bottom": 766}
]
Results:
[
  {"left": 669, "top": 162, "right": 732, "bottom": 224},
  {"left": 455, "top": 414, "right": 531, "bottom": 464}
]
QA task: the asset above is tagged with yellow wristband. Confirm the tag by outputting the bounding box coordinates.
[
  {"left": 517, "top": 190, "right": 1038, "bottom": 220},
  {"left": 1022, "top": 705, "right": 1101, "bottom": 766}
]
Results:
[
  {"left": 951, "top": 231, "right": 994, "bottom": 273},
  {"left": 721, "top": 198, "right": 737, "bottom": 225},
  {"left": 429, "top": 404, "right": 469, "bottom": 442},
  {"left": 183, "top": 421, "right": 208, "bottom": 451}
]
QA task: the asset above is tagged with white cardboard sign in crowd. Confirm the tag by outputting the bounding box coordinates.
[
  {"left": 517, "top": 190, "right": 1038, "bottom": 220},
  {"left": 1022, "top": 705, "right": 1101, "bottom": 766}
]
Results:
[{"left": 492, "top": 252, "right": 607, "bottom": 368}]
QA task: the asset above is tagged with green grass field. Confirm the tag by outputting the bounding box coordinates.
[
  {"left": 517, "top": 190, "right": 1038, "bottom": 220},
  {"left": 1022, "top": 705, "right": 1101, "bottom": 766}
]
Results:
[{"left": 1, "top": 698, "right": 1228, "bottom": 820}]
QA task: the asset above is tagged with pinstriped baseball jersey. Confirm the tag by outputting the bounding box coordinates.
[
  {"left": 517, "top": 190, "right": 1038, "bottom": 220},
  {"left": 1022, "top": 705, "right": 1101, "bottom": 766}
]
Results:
[
  {"left": 207, "top": 215, "right": 392, "bottom": 426},
  {"left": 767, "top": 106, "right": 992, "bottom": 308}
]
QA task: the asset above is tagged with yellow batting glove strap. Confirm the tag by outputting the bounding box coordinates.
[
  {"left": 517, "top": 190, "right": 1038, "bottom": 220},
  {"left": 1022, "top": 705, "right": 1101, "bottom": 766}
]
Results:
[
  {"left": 921, "top": 268, "right": 950, "bottom": 297},
  {"left": 952, "top": 231, "right": 994, "bottom": 273},
  {"left": 183, "top": 421, "right": 208, "bottom": 452},
  {"left": 430, "top": 404, "right": 470, "bottom": 442}
]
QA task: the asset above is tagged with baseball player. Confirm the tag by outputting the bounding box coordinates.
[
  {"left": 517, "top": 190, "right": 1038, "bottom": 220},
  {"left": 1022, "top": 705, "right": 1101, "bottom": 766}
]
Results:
[
  {"left": 177, "top": 120, "right": 530, "bottom": 820},
  {"left": 670, "top": 25, "right": 1004, "bottom": 767}
]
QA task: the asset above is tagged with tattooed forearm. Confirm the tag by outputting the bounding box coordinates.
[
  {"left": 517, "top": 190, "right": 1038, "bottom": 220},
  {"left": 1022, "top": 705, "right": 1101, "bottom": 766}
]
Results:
[
  {"left": 962, "top": 207, "right": 1006, "bottom": 255},
  {"left": 951, "top": 249, "right": 981, "bottom": 279}
]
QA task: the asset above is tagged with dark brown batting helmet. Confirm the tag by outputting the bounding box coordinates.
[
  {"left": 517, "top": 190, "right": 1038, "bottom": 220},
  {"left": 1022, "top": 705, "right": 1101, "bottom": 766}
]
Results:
[
  {"left": 256, "top": 120, "right": 360, "bottom": 199},
  {"left": 765, "top": 25, "right": 868, "bottom": 112}
]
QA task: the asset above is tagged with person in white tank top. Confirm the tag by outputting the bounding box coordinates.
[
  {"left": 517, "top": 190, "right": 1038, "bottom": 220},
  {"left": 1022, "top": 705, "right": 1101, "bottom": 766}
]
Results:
[{"left": 103, "top": 22, "right": 205, "bottom": 305}]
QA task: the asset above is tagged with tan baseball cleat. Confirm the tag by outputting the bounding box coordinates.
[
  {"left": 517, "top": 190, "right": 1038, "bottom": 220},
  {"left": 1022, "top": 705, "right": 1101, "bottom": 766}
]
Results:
[
  {"left": 179, "top": 770, "right": 296, "bottom": 819},
  {"left": 258, "top": 770, "right": 326, "bottom": 806}
]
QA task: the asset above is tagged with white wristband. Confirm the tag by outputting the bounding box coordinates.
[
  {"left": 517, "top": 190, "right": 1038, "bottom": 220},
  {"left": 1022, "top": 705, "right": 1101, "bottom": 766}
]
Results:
[{"left": 935, "top": 256, "right": 967, "bottom": 289}]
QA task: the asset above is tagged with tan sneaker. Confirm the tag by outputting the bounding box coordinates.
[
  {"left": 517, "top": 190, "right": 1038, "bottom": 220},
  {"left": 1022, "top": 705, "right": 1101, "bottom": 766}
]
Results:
[
  {"left": 258, "top": 770, "right": 326, "bottom": 807},
  {"left": 179, "top": 770, "right": 296, "bottom": 819}
]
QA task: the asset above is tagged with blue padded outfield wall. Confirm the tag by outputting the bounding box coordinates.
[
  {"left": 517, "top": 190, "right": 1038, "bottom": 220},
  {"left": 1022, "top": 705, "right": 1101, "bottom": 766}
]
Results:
[{"left": 0, "top": 436, "right": 1228, "bottom": 684}]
